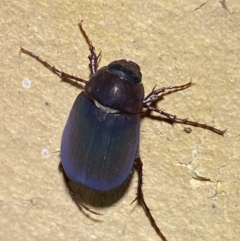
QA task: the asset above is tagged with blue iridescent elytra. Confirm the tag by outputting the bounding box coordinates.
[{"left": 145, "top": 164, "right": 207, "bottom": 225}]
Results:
[{"left": 61, "top": 60, "right": 144, "bottom": 191}]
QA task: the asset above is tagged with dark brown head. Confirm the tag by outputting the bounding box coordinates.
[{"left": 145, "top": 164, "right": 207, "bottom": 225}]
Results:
[{"left": 85, "top": 60, "right": 144, "bottom": 114}]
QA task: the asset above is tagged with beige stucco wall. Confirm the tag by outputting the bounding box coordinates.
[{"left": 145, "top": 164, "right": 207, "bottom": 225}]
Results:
[{"left": 1, "top": 1, "right": 239, "bottom": 240}]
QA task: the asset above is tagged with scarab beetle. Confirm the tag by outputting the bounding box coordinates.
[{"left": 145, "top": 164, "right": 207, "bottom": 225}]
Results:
[
  {"left": 20, "top": 21, "right": 225, "bottom": 241},
  {"left": 61, "top": 59, "right": 144, "bottom": 192}
]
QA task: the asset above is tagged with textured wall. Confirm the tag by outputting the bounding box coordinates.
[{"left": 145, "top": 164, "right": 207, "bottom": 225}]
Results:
[{"left": 1, "top": 1, "right": 239, "bottom": 241}]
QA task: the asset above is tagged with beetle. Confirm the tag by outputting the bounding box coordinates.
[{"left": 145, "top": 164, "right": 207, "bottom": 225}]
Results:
[{"left": 20, "top": 21, "right": 225, "bottom": 241}]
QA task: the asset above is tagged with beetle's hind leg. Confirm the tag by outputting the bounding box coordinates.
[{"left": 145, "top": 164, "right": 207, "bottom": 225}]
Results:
[
  {"left": 133, "top": 155, "right": 168, "bottom": 241},
  {"left": 58, "top": 162, "right": 102, "bottom": 216}
]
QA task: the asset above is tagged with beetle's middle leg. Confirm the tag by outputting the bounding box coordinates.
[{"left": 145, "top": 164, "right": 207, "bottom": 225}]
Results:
[
  {"left": 20, "top": 47, "right": 88, "bottom": 84},
  {"left": 142, "top": 81, "right": 226, "bottom": 135}
]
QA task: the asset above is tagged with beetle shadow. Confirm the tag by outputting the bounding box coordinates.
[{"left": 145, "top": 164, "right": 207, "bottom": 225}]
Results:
[{"left": 61, "top": 168, "right": 134, "bottom": 209}]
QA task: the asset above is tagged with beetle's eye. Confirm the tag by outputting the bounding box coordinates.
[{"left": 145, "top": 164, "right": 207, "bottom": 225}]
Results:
[
  {"left": 107, "top": 61, "right": 142, "bottom": 84},
  {"left": 133, "top": 76, "right": 140, "bottom": 83}
]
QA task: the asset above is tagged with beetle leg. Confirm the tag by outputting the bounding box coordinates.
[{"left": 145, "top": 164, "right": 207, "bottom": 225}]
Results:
[
  {"left": 142, "top": 80, "right": 226, "bottom": 135},
  {"left": 20, "top": 47, "right": 88, "bottom": 84},
  {"left": 58, "top": 162, "right": 102, "bottom": 216},
  {"left": 134, "top": 156, "right": 168, "bottom": 241},
  {"left": 78, "top": 21, "right": 101, "bottom": 76},
  {"left": 143, "top": 81, "right": 192, "bottom": 104},
  {"left": 143, "top": 104, "right": 226, "bottom": 135}
]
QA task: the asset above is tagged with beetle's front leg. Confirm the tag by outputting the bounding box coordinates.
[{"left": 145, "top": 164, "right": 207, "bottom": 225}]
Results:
[
  {"left": 78, "top": 21, "right": 101, "bottom": 76},
  {"left": 143, "top": 81, "right": 192, "bottom": 104}
]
